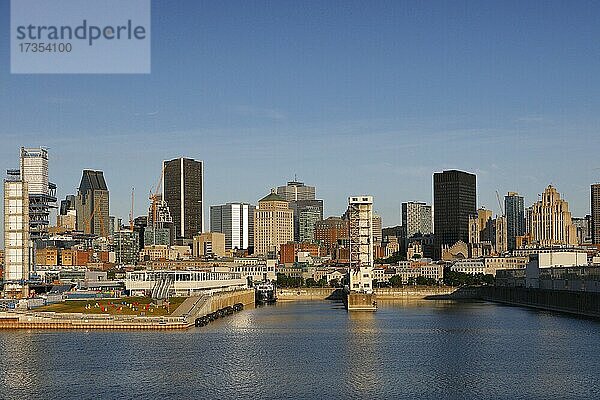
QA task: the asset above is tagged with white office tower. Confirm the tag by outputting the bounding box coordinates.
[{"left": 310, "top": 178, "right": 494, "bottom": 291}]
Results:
[
  {"left": 3, "top": 174, "right": 30, "bottom": 298},
  {"left": 19, "top": 147, "right": 56, "bottom": 240},
  {"left": 348, "top": 196, "right": 374, "bottom": 294}
]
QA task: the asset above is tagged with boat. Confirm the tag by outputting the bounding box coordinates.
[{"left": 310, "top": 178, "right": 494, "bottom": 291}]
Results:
[{"left": 255, "top": 282, "right": 277, "bottom": 305}]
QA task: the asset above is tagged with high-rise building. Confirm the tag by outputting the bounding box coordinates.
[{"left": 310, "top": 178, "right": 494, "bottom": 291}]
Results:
[
  {"left": 314, "top": 216, "right": 349, "bottom": 255},
  {"left": 348, "top": 196, "right": 374, "bottom": 293},
  {"left": 372, "top": 214, "right": 383, "bottom": 243},
  {"left": 147, "top": 194, "right": 175, "bottom": 246},
  {"left": 298, "top": 206, "right": 321, "bottom": 243},
  {"left": 276, "top": 180, "right": 316, "bottom": 201},
  {"left": 19, "top": 147, "right": 57, "bottom": 240},
  {"left": 592, "top": 184, "right": 600, "bottom": 245},
  {"left": 495, "top": 215, "right": 508, "bottom": 254},
  {"left": 402, "top": 201, "right": 432, "bottom": 239},
  {"left": 210, "top": 203, "right": 255, "bottom": 251},
  {"left": 163, "top": 157, "right": 204, "bottom": 240},
  {"left": 433, "top": 170, "right": 477, "bottom": 257},
  {"left": 3, "top": 173, "right": 30, "bottom": 297},
  {"left": 75, "top": 170, "right": 110, "bottom": 237},
  {"left": 114, "top": 230, "right": 139, "bottom": 265},
  {"left": 527, "top": 185, "right": 577, "bottom": 246},
  {"left": 276, "top": 181, "right": 323, "bottom": 242},
  {"left": 505, "top": 192, "right": 525, "bottom": 250},
  {"left": 572, "top": 217, "right": 590, "bottom": 245},
  {"left": 253, "top": 190, "right": 294, "bottom": 257}
]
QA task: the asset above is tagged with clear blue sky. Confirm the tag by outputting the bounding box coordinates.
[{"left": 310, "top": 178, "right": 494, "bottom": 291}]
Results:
[{"left": 1, "top": 0, "right": 600, "bottom": 230}]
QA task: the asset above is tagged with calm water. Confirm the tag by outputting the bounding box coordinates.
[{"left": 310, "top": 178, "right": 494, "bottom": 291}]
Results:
[{"left": 0, "top": 300, "right": 599, "bottom": 399}]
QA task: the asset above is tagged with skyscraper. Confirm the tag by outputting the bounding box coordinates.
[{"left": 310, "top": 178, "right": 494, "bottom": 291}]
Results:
[
  {"left": 401, "top": 201, "right": 432, "bottom": 238},
  {"left": 276, "top": 180, "right": 323, "bottom": 242},
  {"left": 19, "top": 147, "right": 57, "bottom": 240},
  {"left": 253, "top": 190, "right": 294, "bottom": 256},
  {"left": 75, "top": 170, "right": 110, "bottom": 237},
  {"left": 210, "top": 202, "right": 256, "bottom": 251},
  {"left": 163, "top": 157, "right": 204, "bottom": 240},
  {"left": 528, "top": 185, "right": 577, "bottom": 246},
  {"left": 592, "top": 184, "right": 600, "bottom": 245},
  {"left": 298, "top": 206, "right": 321, "bottom": 243},
  {"left": 433, "top": 170, "right": 477, "bottom": 258},
  {"left": 3, "top": 172, "right": 30, "bottom": 297},
  {"left": 505, "top": 192, "right": 525, "bottom": 250}
]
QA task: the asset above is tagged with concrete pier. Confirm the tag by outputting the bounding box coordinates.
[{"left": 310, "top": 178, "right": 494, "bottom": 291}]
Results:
[
  {"left": 0, "top": 289, "right": 255, "bottom": 330},
  {"left": 345, "top": 292, "right": 377, "bottom": 311}
]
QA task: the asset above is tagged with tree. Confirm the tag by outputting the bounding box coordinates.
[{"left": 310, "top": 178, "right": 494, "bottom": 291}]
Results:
[
  {"left": 389, "top": 275, "right": 403, "bottom": 288},
  {"left": 329, "top": 279, "right": 340, "bottom": 288},
  {"left": 305, "top": 278, "right": 317, "bottom": 287},
  {"left": 317, "top": 278, "right": 328, "bottom": 287}
]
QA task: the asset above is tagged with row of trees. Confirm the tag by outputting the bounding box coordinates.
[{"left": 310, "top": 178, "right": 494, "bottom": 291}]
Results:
[
  {"left": 276, "top": 274, "right": 344, "bottom": 288},
  {"left": 443, "top": 270, "right": 495, "bottom": 286}
]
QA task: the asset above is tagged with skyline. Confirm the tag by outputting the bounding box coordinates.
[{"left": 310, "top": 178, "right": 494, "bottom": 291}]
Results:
[{"left": 1, "top": 0, "right": 600, "bottom": 227}]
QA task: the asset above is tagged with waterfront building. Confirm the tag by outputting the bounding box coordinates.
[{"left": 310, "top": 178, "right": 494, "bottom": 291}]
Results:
[
  {"left": 253, "top": 190, "right": 294, "bottom": 257},
  {"left": 592, "top": 184, "right": 600, "bottom": 245},
  {"left": 279, "top": 242, "right": 324, "bottom": 265},
  {"left": 525, "top": 251, "right": 589, "bottom": 288},
  {"left": 210, "top": 202, "right": 255, "bottom": 250},
  {"left": 450, "top": 259, "right": 486, "bottom": 275},
  {"left": 527, "top": 185, "right": 577, "bottom": 247},
  {"left": 193, "top": 232, "right": 226, "bottom": 258},
  {"left": 75, "top": 170, "right": 110, "bottom": 237},
  {"left": 348, "top": 195, "right": 374, "bottom": 293},
  {"left": 3, "top": 175, "right": 30, "bottom": 297},
  {"left": 433, "top": 170, "right": 477, "bottom": 258},
  {"left": 276, "top": 180, "right": 323, "bottom": 242},
  {"left": 401, "top": 201, "right": 432, "bottom": 239},
  {"left": 388, "top": 262, "right": 444, "bottom": 284},
  {"left": 505, "top": 192, "right": 525, "bottom": 250},
  {"left": 483, "top": 256, "right": 528, "bottom": 275},
  {"left": 163, "top": 157, "right": 204, "bottom": 239},
  {"left": 125, "top": 269, "right": 246, "bottom": 297}
]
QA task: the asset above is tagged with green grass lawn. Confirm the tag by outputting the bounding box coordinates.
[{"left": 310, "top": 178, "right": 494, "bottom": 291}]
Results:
[{"left": 35, "top": 296, "right": 187, "bottom": 316}]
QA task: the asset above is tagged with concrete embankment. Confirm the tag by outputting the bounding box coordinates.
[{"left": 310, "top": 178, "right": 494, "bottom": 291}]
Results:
[
  {"left": 276, "top": 286, "right": 460, "bottom": 301},
  {"left": 479, "top": 286, "right": 600, "bottom": 319},
  {"left": 0, "top": 289, "right": 255, "bottom": 330},
  {"left": 276, "top": 288, "right": 344, "bottom": 301}
]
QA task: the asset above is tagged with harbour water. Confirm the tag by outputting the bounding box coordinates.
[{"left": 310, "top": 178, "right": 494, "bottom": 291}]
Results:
[{"left": 0, "top": 299, "right": 599, "bottom": 399}]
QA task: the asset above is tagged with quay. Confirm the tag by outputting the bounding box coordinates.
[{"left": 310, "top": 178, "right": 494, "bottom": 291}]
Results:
[{"left": 0, "top": 289, "right": 255, "bottom": 330}]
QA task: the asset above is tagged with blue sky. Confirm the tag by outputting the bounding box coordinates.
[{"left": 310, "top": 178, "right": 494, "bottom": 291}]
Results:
[{"left": 1, "top": 0, "right": 600, "bottom": 230}]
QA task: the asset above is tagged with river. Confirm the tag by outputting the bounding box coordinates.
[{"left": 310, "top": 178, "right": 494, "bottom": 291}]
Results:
[{"left": 0, "top": 299, "right": 598, "bottom": 399}]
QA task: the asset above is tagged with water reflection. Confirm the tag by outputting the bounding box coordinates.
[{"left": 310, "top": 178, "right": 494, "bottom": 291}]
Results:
[{"left": 0, "top": 300, "right": 598, "bottom": 399}]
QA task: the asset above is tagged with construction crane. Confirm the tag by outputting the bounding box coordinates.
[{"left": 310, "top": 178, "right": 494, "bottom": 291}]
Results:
[
  {"left": 129, "top": 187, "right": 135, "bottom": 231},
  {"left": 496, "top": 190, "right": 504, "bottom": 216},
  {"left": 149, "top": 164, "right": 165, "bottom": 224}
]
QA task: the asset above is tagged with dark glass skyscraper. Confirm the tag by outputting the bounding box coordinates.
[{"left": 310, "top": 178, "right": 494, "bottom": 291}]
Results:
[
  {"left": 163, "top": 157, "right": 204, "bottom": 240},
  {"left": 592, "top": 184, "right": 600, "bottom": 245},
  {"left": 433, "top": 170, "right": 477, "bottom": 257},
  {"left": 505, "top": 192, "right": 525, "bottom": 250}
]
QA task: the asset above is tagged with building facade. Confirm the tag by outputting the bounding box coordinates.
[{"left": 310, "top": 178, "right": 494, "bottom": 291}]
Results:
[
  {"left": 75, "top": 170, "right": 110, "bottom": 237},
  {"left": 276, "top": 180, "right": 323, "bottom": 242},
  {"left": 592, "top": 184, "right": 600, "bottom": 245},
  {"left": 348, "top": 196, "right": 374, "bottom": 293},
  {"left": 163, "top": 157, "right": 204, "bottom": 240},
  {"left": 210, "top": 202, "right": 255, "bottom": 250},
  {"left": 3, "top": 177, "right": 30, "bottom": 297},
  {"left": 433, "top": 170, "right": 477, "bottom": 258},
  {"left": 527, "top": 185, "right": 577, "bottom": 247},
  {"left": 253, "top": 191, "right": 294, "bottom": 257},
  {"left": 505, "top": 192, "right": 525, "bottom": 250},
  {"left": 193, "top": 232, "right": 226, "bottom": 258},
  {"left": 314, "top": 216, "right": 349, "bottom": 255},
  {"left": 402, "top": 201, "right": 432, "bottom": 239}
]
